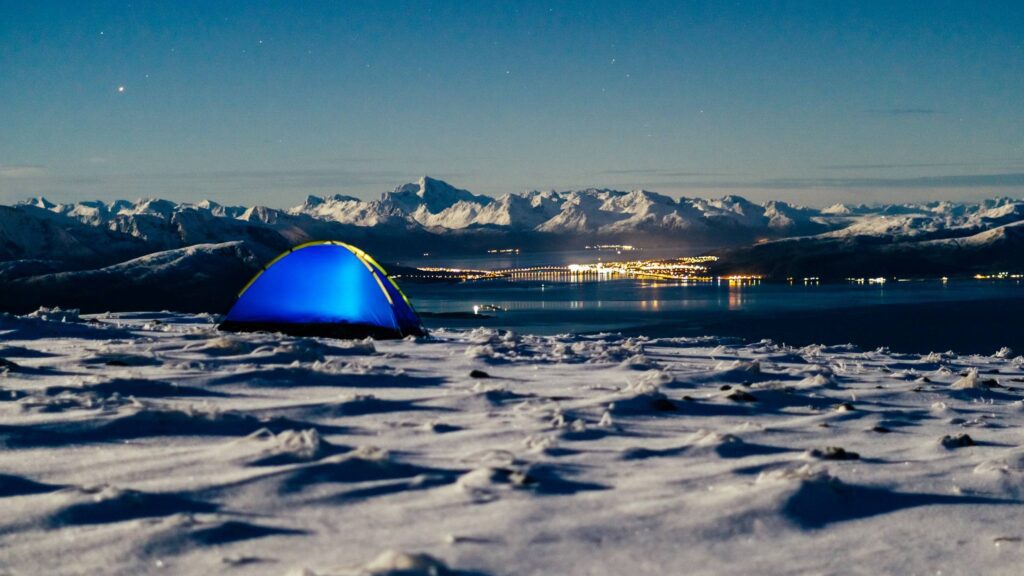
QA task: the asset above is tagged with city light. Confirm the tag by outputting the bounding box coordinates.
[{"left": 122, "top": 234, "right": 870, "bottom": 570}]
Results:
[
  {"left": 395, "top": 255, "right": 764, "bottom": 284},
  {"left": 585, "top": 244, "right": 639, "bottom": 252},
  {"left": 974, "top": 272, "right": 1024, "bottom": 280}
]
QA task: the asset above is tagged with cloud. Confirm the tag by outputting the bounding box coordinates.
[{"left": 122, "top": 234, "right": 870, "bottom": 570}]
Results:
[
  {"left": 0, "top": 165, "right": 46, "bottom": 178},
  {"left": 762, "top": 173, "right": 1024, "bottom": 189},
  {"left": 865, "top": 107, "right": 940, "bottom": 116},
  {"left": 818, "top": 162, "right": 991, "bottom": 171}
]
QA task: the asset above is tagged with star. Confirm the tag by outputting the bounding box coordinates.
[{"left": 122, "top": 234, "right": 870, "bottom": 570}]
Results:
[{"left": 117, "top": 85, "right": 126, "bottom": 93}]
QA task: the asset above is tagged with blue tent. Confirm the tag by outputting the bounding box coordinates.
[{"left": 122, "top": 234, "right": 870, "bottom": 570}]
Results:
[{"left": 219, "top": 241, "right": 425, "bottom": 339}]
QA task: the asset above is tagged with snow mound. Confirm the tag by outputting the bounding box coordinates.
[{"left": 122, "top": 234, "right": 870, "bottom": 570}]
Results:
[
  {"left": 604, "top": 373, "right": 676, "bottom": 414},
  {"left": 25, "top": 306, "right": 81, "bottom": 322},
  {"left": 335, "top": 549, "right": 454, "bottom": 576},
  {"left": 951, "top": 368, "right": 982, "bottom": 389},
  {"left": 238, "top": 428, "right": 343, "bottom": 466}
]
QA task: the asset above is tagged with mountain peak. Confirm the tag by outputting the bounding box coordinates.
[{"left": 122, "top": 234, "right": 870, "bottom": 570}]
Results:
[
  {"left": 418, "top": 174, "right": 441, "bottom": 188},
  {"left": 301, "top": 195, "right": 324, "bottom": 208},
  {"left": 130, "top": 198, "right": 178, "bottom": 217},
  {"left": 24, "top": 196, "right": 57, "bottom": 210},
  {"left": 718, "top": 194, "right": 754, "bottom": 205},
  {"left": 383, "top": 176, "right": 492, "bottom": 213}
]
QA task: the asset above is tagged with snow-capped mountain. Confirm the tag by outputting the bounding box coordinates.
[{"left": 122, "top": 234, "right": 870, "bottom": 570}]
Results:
[
  {"left": 0, "top": 204, "right": 149, "bottom": 265},
  {"left": 3, "top": 176, "right": 1024, "bottom": 296},
  {"left": 717, "top": 199, "right": 1024, "bottom": 279},
  {"left": 2, "top": 242, "right": 259, "bottom": 314},
  {"left": 285, "top": 176, "right": 835, "bottom": 235},
  {"left": 381, "top": 176, "right": 493, "bottom": 216},
  {"left": 8, "top": 177, "right": 1024, "bottom": 250},
  {"left": 1, "top": 176, "right": 847, "bottom": 270}
]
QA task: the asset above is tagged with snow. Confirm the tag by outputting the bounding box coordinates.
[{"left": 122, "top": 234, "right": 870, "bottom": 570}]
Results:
[
  {"left": 12, "top": 179, "right": 1024, "bottom": 240},
  {"left": 2, "top": 312, "right": 1024, "bottom": 574},
  {"left": 382, "top": 176, "right": 494, "bottom": 216},
  {"left": 2, "top": 243, "right": 260, "bottom": 314}
]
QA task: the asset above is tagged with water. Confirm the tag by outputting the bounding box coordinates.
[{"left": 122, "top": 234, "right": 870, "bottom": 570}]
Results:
[{"left": 402, "top": 278, "right": 1024, "bottom": 354}]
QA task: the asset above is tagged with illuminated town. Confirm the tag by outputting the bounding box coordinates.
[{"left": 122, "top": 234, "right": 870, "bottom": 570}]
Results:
[
  {"left": 397, "top": 254, "right": 1023, "bottom": 286},
  {"left": 584, "top": 244, "right": 640, "bottom": 253},
  {"left": 974, "top": 272, "right": 1024, "bottom": 280},
  {"left": 396, "top": 246, "right": 1023, "bottom": 285},
  {"left": 398, "top": 255, "right": 765, "bottom": 284}
]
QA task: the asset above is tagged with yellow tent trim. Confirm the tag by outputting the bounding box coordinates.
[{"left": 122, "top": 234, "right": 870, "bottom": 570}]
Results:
[{"left": 333, "top": 242, "right": 419, "bottom": 312}]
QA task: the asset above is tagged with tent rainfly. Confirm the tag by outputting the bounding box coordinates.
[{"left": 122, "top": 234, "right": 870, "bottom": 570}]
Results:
[{"left": 219, "top": 241, "right": 425, "bottom": 339}]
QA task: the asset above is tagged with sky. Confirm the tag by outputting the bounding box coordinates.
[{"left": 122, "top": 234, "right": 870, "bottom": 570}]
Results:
[{"left": 1, "top": 0, "right": 1023, "bottom": 207}]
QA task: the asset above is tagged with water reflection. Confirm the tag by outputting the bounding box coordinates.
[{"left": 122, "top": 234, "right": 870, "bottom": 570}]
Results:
[
  {"left": 403, "top": 276, "right": 1024, "bottom": 354},
  {"left": 405, "top": 277, "right": 1024, "bottom": 321},
  {"left": 729, "top": 285, "right": 745, "bottom": 310}
]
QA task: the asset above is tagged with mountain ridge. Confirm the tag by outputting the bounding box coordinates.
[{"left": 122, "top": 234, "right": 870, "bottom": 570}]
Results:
[
  {"left": 6, "top": 175, "right": 845, "bottom": 265},
  {"left": 3, "top": 176, "right": 1024, "bottom": 302}
]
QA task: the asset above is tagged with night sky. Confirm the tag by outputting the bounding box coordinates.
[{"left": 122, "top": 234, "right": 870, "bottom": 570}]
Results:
[{"left": 2, "top": 1, "right": 1022, "bottom": 206}]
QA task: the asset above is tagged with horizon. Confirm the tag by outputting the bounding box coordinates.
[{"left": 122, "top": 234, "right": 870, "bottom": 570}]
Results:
[
  {"left": 2, "top": 1, "right": 1023, "bottom": 207},
  {"left": 8, "top": 173, "right": 1024, "bottom": 211}
]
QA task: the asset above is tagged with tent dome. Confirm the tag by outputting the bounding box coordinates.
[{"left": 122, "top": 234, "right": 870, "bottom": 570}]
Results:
[{"left": 219, "top": 241, "right": 425, "bottom": 339}]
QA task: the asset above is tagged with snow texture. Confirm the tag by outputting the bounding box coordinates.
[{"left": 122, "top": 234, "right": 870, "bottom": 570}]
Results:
[{"left": 1, "top": 312, "right": 1024, "bottom": 574}]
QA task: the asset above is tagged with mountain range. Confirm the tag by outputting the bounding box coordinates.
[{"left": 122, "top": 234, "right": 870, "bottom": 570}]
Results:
[
  {"left": 1, "top": 176, "right": 835, "bottom": 267},
  {"left": 1, "top": 176, "right": 1023, "bottom": 312}
]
